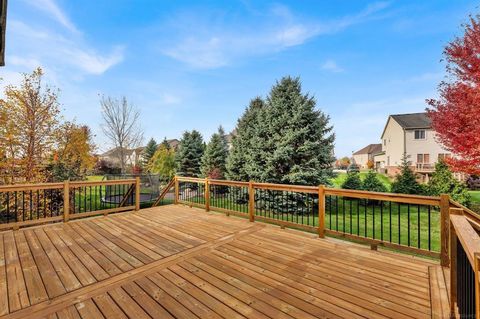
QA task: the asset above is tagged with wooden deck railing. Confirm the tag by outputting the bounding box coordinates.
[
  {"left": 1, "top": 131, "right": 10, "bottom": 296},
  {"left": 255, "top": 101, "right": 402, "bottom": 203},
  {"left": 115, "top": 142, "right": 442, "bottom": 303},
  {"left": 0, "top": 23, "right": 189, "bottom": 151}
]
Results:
[
  {"left": 449, "top": 202, "right": 480, "bottom": 318},
  {"left": 175, "top": 176, "right": 450, "bottom": 263},
  {"left": 0, "top": 178, "right": 140, "bottom": 230}
]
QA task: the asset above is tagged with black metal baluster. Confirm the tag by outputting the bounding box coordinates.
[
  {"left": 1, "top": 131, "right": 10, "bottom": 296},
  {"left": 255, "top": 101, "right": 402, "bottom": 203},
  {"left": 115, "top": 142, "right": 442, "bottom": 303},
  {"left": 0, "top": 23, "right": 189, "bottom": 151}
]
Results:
[
  {"left": 328, "top": 195, "right": 331, "bottom": 229},
  {"left": 357, "top": 198, "right": 360, "bottom": 236},
  {"left": 335, "top": 196, "right": 339, "bottom": 231},
  {"left": 417, "top": 204, "right": 421, "bottom": 249},
  {"left": 342, "top": 197, "right": 346, "bottom": 233},
  {"left": 43, "top": 189, "right": 47, "bottom": 218},
  {"left": 389, "top": 201, "right": 392, "bottom": 243},
  {"left": 428, "top": 206, "right": 431, "bottom": 251},
  {"left": 36, "top": 190, "right": 40, "bottom": 219},
  {"left": 14, "top": 191, "right": 18, "bottom": 222},
  {"left": 29, "top": 190, "right": 33, "bottom": 220},
  {"left": 407, "top": 203, "right": 411, "bottom": 247},
  {"left": 372, "top": 200, "right": 375, "bottom": 239},
  {"left": 22, "top": 191, "right": 25, "bottom": 221},
  {"left": 380, "top": 201, "right": 383, "bottom": 241},
  {"left": 398, "top": 203, "right": 401, "bottom": 245},
  {"left": 364, "top": 198, "right": 367, "bottom": 237},
  {"left": 349, "top": 199, "right": 352, "bottom": 234},
  {"left": 6, "top": 192, "right": 10, "bottom": 223}
]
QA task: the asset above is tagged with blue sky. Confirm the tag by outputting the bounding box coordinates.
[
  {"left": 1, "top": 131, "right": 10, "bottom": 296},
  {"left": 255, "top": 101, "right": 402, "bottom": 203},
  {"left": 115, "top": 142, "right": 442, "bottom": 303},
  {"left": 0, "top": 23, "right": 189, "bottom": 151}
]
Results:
[{"left": 1, "top": 0, "right": 477, "bottom": 157}]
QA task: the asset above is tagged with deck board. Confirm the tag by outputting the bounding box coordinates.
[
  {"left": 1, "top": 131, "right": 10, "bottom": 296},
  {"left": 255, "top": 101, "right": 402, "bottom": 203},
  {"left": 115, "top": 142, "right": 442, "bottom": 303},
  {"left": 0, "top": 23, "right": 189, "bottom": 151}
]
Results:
[{"left": 0, "top": 204, "right": 449, "bottom": 318}]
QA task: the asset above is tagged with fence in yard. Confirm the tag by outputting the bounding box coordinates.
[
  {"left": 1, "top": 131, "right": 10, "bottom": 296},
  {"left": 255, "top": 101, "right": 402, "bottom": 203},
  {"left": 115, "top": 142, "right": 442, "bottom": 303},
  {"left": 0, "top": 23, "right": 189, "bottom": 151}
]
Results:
[
  {"left": 175, "top": 176, "right": 449, "bottom": 262},
  {"left": 0, "top": 178, "right": 140, "bottom": 230}
]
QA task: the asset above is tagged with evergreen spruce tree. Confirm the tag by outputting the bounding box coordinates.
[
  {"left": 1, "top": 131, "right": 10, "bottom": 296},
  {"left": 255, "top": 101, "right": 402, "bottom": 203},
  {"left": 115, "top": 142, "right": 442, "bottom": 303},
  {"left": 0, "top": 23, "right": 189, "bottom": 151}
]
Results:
[
  {"left": 142, "top": 138, "right": 157, "bottom": 168},
  {"left": 201, "top": 126, "right": 229, "bottom": 178},
  {"left": 261, "top": 76, "right": 335, "bottom": 185},
  {"left": 428, "top": 160, "right": 470, "bottom": 205},
  {"left": 226, "top": 97, "right": 265, "bottom": 181},
  {"left": 341, "top": 172, "right": 362, "bottom": 190},
  {"left": 160, "top": 137, "right": 171, "bottom": 150},
  {"left": 362, "top": 170, "right": 388, "bottom": 192},
  {"left": 391, "top": 154, "right": 423, "bottom": 194},
  {"left": 175, "top": 130, "right": 204, "bottom": 177}
]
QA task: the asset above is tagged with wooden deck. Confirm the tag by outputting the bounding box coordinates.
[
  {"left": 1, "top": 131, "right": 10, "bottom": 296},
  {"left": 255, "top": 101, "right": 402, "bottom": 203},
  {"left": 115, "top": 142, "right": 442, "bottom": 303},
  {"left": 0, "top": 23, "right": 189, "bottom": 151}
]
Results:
[{"left": 0, "top": 205, "right": 450, "bottom": 319}]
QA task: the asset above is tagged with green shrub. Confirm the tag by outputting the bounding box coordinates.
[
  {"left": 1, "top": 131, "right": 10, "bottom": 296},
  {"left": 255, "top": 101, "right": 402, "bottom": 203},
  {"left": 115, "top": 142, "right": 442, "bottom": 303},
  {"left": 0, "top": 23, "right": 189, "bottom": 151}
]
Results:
[
  {"left": 362, "top": 170, "right": 388, "bottom": 193},
  {"left": 341, "top": 172, "right": 362, "bottom": 190},
  {"left": 391, "top": 154, "right": 424, "bottom": 195},
  {"left": 428, "top": 160, "right": 470, "bottom": 206}
]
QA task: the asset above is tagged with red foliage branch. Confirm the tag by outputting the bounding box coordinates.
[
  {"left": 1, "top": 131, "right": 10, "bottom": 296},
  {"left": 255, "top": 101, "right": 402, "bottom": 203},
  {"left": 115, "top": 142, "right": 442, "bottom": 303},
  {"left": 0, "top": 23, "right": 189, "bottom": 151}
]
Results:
[{"left": 427, "top": 16, "right": 480, "bottom": 175}]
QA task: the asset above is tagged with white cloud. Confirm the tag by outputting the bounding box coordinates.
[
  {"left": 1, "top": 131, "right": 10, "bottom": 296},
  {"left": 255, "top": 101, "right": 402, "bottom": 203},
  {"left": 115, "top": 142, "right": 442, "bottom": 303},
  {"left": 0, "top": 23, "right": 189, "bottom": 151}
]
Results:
[
  {"left": 8, "top": 20, "right": 124, "bottom": 76},
  {"left": 321, "top": 60, "right": 344, "bottom": 73},
  {"left": 161, "top": 2, "right": 391, "bottom": 69},
  {"left": 160, "top": 93, "right": 182, "bottom": 105},
  {"left": 23, "top": 0, "right": 78, "bottom": 33}
]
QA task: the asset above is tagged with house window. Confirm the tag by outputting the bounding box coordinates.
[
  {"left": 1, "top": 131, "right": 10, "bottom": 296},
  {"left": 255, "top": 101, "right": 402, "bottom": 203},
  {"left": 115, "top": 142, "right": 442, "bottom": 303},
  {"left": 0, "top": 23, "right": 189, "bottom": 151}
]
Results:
[
  {"left": 414, "top": 130, "right": 426, "bottom": 140},
  {"left": 383, "top": 139, "right": 386, "bottom": 146},
  {"left": 417, "top": 154, "right": 430, "bottom": 163},
  {"left": 438, "top": 153, "right": 451, "bottom": 161}
]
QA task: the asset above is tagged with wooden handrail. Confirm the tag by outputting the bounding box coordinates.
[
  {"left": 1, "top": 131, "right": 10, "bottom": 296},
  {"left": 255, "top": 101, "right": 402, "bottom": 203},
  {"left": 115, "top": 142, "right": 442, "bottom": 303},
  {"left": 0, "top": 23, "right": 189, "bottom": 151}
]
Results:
[
  {"left": 449, "top": 206, "right": 480, "bottom": 318},
  {"left": 175, "top": 176, "right": 442, "bottom": 206},
  {"left": 0, "top": 182, "right": 64, "bottom": 191},
  {"left": 325, "top": 187, "right": 441, "bottom": 206},
  {"left": 69, "top": 179, "right": 136, "bottom": 187}
]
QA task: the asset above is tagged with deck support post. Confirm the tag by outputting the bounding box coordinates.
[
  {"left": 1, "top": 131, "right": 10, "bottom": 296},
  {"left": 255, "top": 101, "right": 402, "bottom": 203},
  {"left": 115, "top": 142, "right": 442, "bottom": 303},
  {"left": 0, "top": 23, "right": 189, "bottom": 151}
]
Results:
[
  {"left": 248, "top": 181, "right": 254, "bottom": 222},
  {"left": 174, "top": 176, "right": 179, "bottom": 205},
  {"left": 318, "top": 185, "right": 325, "bottom": 238},
  {"left": 63, "top": 180, "right": 70, "bottom": 222},
  {"left": 440, "top": 194, "right": 450, "bottom": 267},
  {"left": 205, "top": 178, "right": 210, "bottom": 212},
  {"left": 135, "top": 177, "right": 140, "bottom": 211}
]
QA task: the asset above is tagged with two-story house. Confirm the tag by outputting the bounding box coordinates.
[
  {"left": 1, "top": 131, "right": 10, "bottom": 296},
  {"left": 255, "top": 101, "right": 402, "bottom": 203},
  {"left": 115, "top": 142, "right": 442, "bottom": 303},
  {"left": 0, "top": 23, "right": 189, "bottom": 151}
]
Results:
[
  {"left": 352, "top": 144, "right": 382, "bottom": 169},
  {"left": 375, "top": 112, "right": 451, "bottom": 181}
]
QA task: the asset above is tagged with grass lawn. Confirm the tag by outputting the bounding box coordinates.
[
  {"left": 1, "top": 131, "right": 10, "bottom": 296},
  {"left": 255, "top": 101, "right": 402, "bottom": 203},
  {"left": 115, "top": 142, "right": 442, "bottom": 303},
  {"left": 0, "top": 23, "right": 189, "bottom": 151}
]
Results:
[{"left": 330, "top": 172, "right": 392, "bottom": 190}]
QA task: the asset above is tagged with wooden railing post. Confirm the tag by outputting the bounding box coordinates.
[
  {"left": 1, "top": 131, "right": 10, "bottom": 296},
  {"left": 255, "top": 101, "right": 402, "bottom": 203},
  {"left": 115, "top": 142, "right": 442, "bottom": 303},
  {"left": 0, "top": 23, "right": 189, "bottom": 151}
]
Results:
[
  {"left": 205, "top": 178, "right": 210, "bottom": 212},
  {"left": 318, "top": 185, "right": 325, "bottom": 238},
  {"left": 440, "top": 194, "right": 450, "bottom": 267},
  {"left": 174, "top": 176, "right": 179, "bottom": 205},
  {"left": 248, "top": 181, "right": 254, "bottom": 222},
  {"left": 63, "top": 180, "right": 70, "bottom": 222},
  {"left": 135, "top": 177, "right": 140, "bottom": 211}
]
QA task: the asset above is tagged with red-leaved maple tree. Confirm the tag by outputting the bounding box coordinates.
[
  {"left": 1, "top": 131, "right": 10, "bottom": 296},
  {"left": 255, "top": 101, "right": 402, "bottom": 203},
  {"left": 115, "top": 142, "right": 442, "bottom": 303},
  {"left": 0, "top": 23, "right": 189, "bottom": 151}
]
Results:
[{"left": 427, "top": 15, "right": 480, "bottom": 175}]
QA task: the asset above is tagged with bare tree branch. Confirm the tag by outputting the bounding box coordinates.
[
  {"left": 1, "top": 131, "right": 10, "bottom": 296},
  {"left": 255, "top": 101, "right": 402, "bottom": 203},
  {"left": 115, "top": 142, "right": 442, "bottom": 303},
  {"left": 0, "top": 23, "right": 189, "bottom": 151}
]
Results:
[{"left": 100, "top": 95, "right": 143, "bottom": 173}]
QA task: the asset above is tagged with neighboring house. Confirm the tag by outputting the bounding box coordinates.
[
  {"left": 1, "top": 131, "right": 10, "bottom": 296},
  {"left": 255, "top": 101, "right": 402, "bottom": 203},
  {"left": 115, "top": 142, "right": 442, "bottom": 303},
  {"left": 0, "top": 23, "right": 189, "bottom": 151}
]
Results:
[
  {"left": 352, "top": 144, "right": 382, "bottom": 169},
  {"left": 99, "top": 147, "right": 144, "bottom": 169},
  {"left": 165, "top": 139, "right": 180, "bottom": 151},
  {"left": 378, "top": 112, "right": 451, "bottom": 181},
  {"left": 100, "top": 138, "right": 180, "bottom": 170}
]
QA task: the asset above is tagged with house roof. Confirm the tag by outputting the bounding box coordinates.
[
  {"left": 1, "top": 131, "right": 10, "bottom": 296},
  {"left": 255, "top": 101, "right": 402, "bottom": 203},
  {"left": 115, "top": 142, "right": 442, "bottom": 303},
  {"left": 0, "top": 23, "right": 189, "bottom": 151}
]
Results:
[
  {"left": 166, "top": 139, "right": 180, "bottom": 149},
  {"left": 100, "top": 147, "right": 136, "bottom": 158},
  {"left": 353, "top": 143, "right": 382, "bottom": 155},
  {"left": 380, "top": 112, "right": 432, "bottom": 139},
  {"left": 391, "top": 112, "right": 431, "bottom": 129},
  {"left": 0, "top": 0, "right": 7, "bottom": 66}
]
